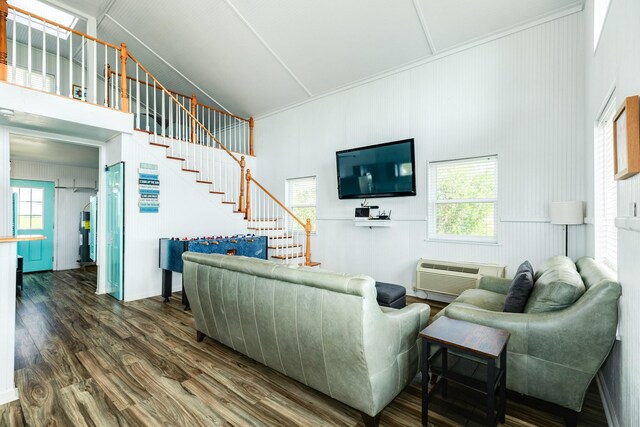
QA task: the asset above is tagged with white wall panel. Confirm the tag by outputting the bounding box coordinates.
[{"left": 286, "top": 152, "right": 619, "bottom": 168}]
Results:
[
  {"left": 583, "top": 0, "right": 640, "bottom": 425},
  {"left": 256, "top": 13, "right": 586, "bottom": 291},
  {"left": 9, "top": 160, "right": 98, "bottom": 271}
]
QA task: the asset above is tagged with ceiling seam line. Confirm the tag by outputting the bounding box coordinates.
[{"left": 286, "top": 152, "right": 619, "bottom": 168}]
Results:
[
  {"left": 103, "top": 13, "right": 232, "bottom": 114},
  {"left": 412, "top": 0, "right": 437, "bottom": 54},
  {"left": 254, "top": 3, "right": 584, "bottom": 120},
  {"left": 223, "top": 0, "right": 313, "bottom": 97}
]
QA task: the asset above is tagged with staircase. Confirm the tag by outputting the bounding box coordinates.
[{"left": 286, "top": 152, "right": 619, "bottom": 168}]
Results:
[{"left": 0, "top": 1, "right": 319, "bottom": 266}]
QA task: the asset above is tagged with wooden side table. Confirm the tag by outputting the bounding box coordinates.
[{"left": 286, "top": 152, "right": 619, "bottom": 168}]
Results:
[{"left": 420, "top": 317, "right": 510, "bottom": 427}]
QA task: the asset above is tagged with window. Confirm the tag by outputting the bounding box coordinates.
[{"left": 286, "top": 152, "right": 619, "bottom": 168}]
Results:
[
  {"left": 594, "top": 97, "right": 617, "bottom": 271},
  {"left": 286, "top": 176, "right": 316, "bottom": 232},
  {"left": 12, "top": 187, "right": 44, "bottom": 230},
  {"left": 9, "top": 0, "right": 78, "bottom": 40},
  {"left": 8, "top": 66, "right": 54, "bottom": 92},
  {"left": 594, "top": 0, "right": 612, "bottom": 50},
  {"left": 428, "top": 156, "right": 498, "bottom": 242}
]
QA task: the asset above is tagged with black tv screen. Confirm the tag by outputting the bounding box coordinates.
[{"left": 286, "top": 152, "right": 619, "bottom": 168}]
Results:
[{"left": 336, "top": 138, "right": 416, "bottom": 199}]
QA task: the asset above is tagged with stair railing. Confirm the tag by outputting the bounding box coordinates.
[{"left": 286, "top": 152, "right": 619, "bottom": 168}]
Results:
[{"left": 245, "top": 170, "right": 312, "bottom": 266}]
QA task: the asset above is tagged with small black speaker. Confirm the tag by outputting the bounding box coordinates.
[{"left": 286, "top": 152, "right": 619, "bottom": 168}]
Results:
[{"left": 355, "top": 207, "right": 370, "bottom": 218}]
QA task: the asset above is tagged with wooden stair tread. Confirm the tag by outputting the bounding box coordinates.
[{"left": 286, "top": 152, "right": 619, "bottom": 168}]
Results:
[
  {"left": 182, "top": 169, "right": 199, "bottom": 173},
  {"left": 167, "top": 156, "right": 186, "bottom": 161},
  {"left": 149, "top": 142, "right": 170, "bottom": 148},
  {"left": 250, "top": 218, "right": 280, "bottom": 221},
  {"left": 269, "top": 235, "right": 292, "bottom": 239},
  {"left": 221, "top": 201, "right": 236, "bottom": 205},
  {"left": 271, "top": 253, "right": 304, "bottom": 260},
  {"left": 268, "top": 244, "right": 302, "bottom": 249},
  {"left": 196, "top": 180, "right": 213, "bottom": 184},
  {"left": 209, "top": 191, "right": 225, "bottom": 194},
  {"left": 248, "top": 227, "right": 284, "bottom": 231}
]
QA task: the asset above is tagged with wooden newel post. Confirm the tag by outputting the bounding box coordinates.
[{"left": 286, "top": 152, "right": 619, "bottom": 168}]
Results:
[
  {"left": 249, "top": 117, "right": 255, "bottom": 156},
  {"left": 305, "top": 218, "right": 312, "bottom": 266},
  {"left": 119, "top": 43, "right": 128, "bottom": 112},
  {"left": 0, "top": 0, "right": 8, "bottom": 82},
  {"left": 239, "top": 156, "right": 246, "bottom": 213},
  {"left": 191, "top": 93, "right": 197, "bottom": 143},
  {"left": 245, "top": 169, "right": 252, "bottom": 221}
]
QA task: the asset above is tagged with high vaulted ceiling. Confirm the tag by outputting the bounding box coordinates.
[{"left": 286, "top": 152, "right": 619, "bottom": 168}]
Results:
[{"left": 53, "top": 0, "right": 584, "bottom": 117}]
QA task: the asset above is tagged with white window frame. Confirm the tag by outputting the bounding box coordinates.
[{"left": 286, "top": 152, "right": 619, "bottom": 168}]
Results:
[
  {"left": 594, "top": 94, "right": 618, "bottom": 272},
  {"left": 285, "top": 176, "right": 317, "bottom": 233},
  {"left": 428, "top": 155, "right": 498, "bottom": 243}
]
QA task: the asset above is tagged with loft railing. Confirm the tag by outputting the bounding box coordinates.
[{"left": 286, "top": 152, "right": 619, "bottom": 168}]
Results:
[
  {"left": 0, "top": 0, "right": 314, "bottom": 265},
  {"left": 107, "top": 69, "right": 254, "bottom": 156},
  {"left": 1, "top": 2, "right": 121, "bottom": 108}
]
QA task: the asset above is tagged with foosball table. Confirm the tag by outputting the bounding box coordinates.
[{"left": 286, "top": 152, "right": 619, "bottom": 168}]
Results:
[{"left": 159, "top": 234, "right": 268, "bottom": 309}]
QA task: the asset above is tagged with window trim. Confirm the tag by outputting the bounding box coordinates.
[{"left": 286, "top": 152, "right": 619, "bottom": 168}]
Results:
[
  {"left": 427, "top": 155, "right": 498, "bottom": 244},
  {"left": 285, "top": 175, "right": 317, "bottom": 233}
]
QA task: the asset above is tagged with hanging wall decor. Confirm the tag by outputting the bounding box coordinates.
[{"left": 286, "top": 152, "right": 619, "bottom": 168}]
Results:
[{"left": 613, "top": 95, "right": 640, "bottom": 180}]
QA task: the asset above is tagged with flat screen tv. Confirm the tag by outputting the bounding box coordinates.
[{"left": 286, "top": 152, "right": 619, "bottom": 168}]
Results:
[{"left": 336, "top": 138, "right": 416, "bottom": 199}]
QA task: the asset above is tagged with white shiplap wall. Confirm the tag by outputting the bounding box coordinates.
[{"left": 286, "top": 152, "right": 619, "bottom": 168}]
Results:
[
  {"left": 256, "top": 13, "right": 586, "bottom": 289},
  {"left": 584, "top": 0, "right": 640, "bottom": 425},
  {"left": 9, "top": 160, "right": 98, "bottom": 271}
]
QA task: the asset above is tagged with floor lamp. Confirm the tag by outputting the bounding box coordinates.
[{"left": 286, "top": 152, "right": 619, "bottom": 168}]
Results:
[{"left": 550, "top": 201, "right": 584, "bottom": 257}]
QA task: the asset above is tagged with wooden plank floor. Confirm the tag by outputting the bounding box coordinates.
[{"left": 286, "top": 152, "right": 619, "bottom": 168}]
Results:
[{"left": 0, "top": 269, "right": 608, "bottom": 426}]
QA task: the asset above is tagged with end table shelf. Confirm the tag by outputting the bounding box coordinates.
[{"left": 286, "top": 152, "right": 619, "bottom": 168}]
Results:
[{"left": 420, "top": 317, "right": 510, "bottom": 427}]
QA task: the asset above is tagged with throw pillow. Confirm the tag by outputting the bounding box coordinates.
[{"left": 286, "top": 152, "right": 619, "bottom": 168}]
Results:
[{"left": 503, "top": 261, "right": 534, "bottom": 313}]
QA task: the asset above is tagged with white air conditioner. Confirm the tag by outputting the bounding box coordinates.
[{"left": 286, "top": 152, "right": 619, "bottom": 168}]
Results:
[{"left": 416, "top": 259, "right": 505, "bottom": 300}]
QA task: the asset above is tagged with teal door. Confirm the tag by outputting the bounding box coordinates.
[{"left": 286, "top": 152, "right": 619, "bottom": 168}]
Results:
[
  {"left": 105, "top": 162, "right": 124, "bottom": 301},
  {"left": 10, "top": 179, "right": 55, "bottom": 272}
]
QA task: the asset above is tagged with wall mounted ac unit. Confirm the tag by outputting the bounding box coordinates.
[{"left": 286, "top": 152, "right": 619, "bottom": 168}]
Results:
[{"left": 416, "top": 259, "right": 505, "bottom": 301}]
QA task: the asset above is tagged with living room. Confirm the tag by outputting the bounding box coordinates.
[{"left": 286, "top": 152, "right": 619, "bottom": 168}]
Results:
[{"left": 0, "top": 0, "right": 638, "bottom": 426}]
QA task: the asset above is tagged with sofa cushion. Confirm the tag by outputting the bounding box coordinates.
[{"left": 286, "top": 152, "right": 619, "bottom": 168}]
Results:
[
  {"left": 503, "top": 261, "right": 534, "bottom": 313},
  {"left": 525, "top": 267, "right": 585, "bottom": 313},
  {"left": 450, "top": 288, "right": 507, "bottom": 312},
  {"left": 533, "top": 255, "right": 576, "bottom": 281}
]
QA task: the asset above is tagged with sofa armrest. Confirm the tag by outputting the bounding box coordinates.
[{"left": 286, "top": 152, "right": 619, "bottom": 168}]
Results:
[
  {"left": 381, "top": 303, "right": 430, "bottom": 352},
  {"left": 478, "top": 276, "right": 512, "bottom": 295}
]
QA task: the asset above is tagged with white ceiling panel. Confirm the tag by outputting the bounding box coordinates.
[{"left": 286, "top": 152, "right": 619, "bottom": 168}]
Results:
[
  {"left": 10, "top": 134, "right": 99, "bottom": 168},
  {"left": 102, "top": 0, "right": 309, "bottom": 116},
  {"left": 229, "top": 0, "right": 432, "bottom": 95},
  {"left": 419, "top": 0, "right": 582, "bottom": 52}
]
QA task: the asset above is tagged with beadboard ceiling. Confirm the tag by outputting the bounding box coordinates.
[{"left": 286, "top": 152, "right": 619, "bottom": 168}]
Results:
[{"left": 51, "top": 0, "right": 584, "bottom": 117}]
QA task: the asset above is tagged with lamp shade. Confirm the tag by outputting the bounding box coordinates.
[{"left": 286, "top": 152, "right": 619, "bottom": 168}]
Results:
[{"left": 550, "top": 201, "right": 584, "bottom": 225}]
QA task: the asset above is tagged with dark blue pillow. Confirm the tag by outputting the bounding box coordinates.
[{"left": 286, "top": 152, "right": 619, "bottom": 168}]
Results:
[{"left": 503, "top": 261, "right": 534, "bottom": 313}]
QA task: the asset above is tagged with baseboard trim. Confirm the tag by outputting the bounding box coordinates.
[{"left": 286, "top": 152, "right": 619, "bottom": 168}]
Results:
[
  {"left": 0, "top": 387, "right": 19, "bottom": 405},
  {"left": 596, "top": 372, "right": 620, "bottom": 427}
]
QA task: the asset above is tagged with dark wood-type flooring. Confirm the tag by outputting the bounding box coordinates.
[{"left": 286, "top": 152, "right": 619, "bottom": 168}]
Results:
[{"left": 0, "top": 269, "right": 608, "bottom": 426}]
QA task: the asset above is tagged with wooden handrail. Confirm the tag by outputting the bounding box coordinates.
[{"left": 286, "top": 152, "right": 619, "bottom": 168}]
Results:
[
  {"left": 7, "top": 4, "right": 121, "bottom": 50},
  {"left": 247, "top": 174, "right": 306, "bottom": 229},
  {"left": 127, "top": 51, "right": 242, "bottom": 166}
]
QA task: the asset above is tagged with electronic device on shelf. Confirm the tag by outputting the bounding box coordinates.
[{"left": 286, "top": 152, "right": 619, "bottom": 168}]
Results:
[{"left": 376, "top": 210, "right": 392, "bottom": 220}]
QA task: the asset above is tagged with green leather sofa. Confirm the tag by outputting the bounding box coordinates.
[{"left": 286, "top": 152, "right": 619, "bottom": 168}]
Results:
[
  {"left": 434, "top": 256, "right": 621, "bottom": 419},
  {"left": 182, "top": 252, "right": 430, "bottom": 426}
]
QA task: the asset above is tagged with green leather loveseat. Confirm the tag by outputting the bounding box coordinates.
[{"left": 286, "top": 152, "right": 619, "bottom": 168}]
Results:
[
  {"left": 182, "top": 252, "right": 430, "bottom": 426},
  {"left": 435, "top": 256, "right": 621, "bottom": 418}
]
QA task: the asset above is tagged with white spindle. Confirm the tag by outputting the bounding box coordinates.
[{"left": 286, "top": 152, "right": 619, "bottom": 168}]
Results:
[
  {"left": 114, "top": 47, "right": 118, "bottom": 109},
  {"left": 81, "top": 36, "right": 85, "bottom": 100},
  {"left": 11, "top": 11, "right": 16, "bottom": 83},
  {"left": 92, "top": 41, "right": 97, "bottom": 103},
  {"left": 161, "top": 89, "right": 165, "bottom": 140},
  {"left": 41, "top": 23, "right": 45, "bottom": 90},
  {"left": 153, "top": 80, "right": 157, "bottom": 138},
  {"left": 27, "top": 15, "right": 32, "bottom": 88},
  {"left": 102, "top": 44, "right": 107, "bottom": 106},
  {"left": 68, "top": 31, "right": 73, "bottom": 97},
  {"left": 145, "top": 73, "right": 149, "bottom": 131},
  {"left": 135, "top": 64, "right": 140, "bottom": 128}
]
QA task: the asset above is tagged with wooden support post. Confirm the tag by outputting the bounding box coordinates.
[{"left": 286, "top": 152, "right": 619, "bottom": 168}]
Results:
[
  {"left": 305, "top": 218, "right": 312, "bottom": 266},
  {"left": 249, "top": 117, "right": 255, "bottom": 156},
  {"left": 0, "top": 0, "right": 8, "bottom": 82},
  {"left": 239, "top": 156, "right": 246, "bottom": 213},
  {"left": 191, "top": 93, "right": 197, "bottom": 143},
  {"left": 119, "top": 43, "right": 128, "bottom": 112},
  {"left": 245, "top": 169, "right": 252, "bottom": 221}
]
